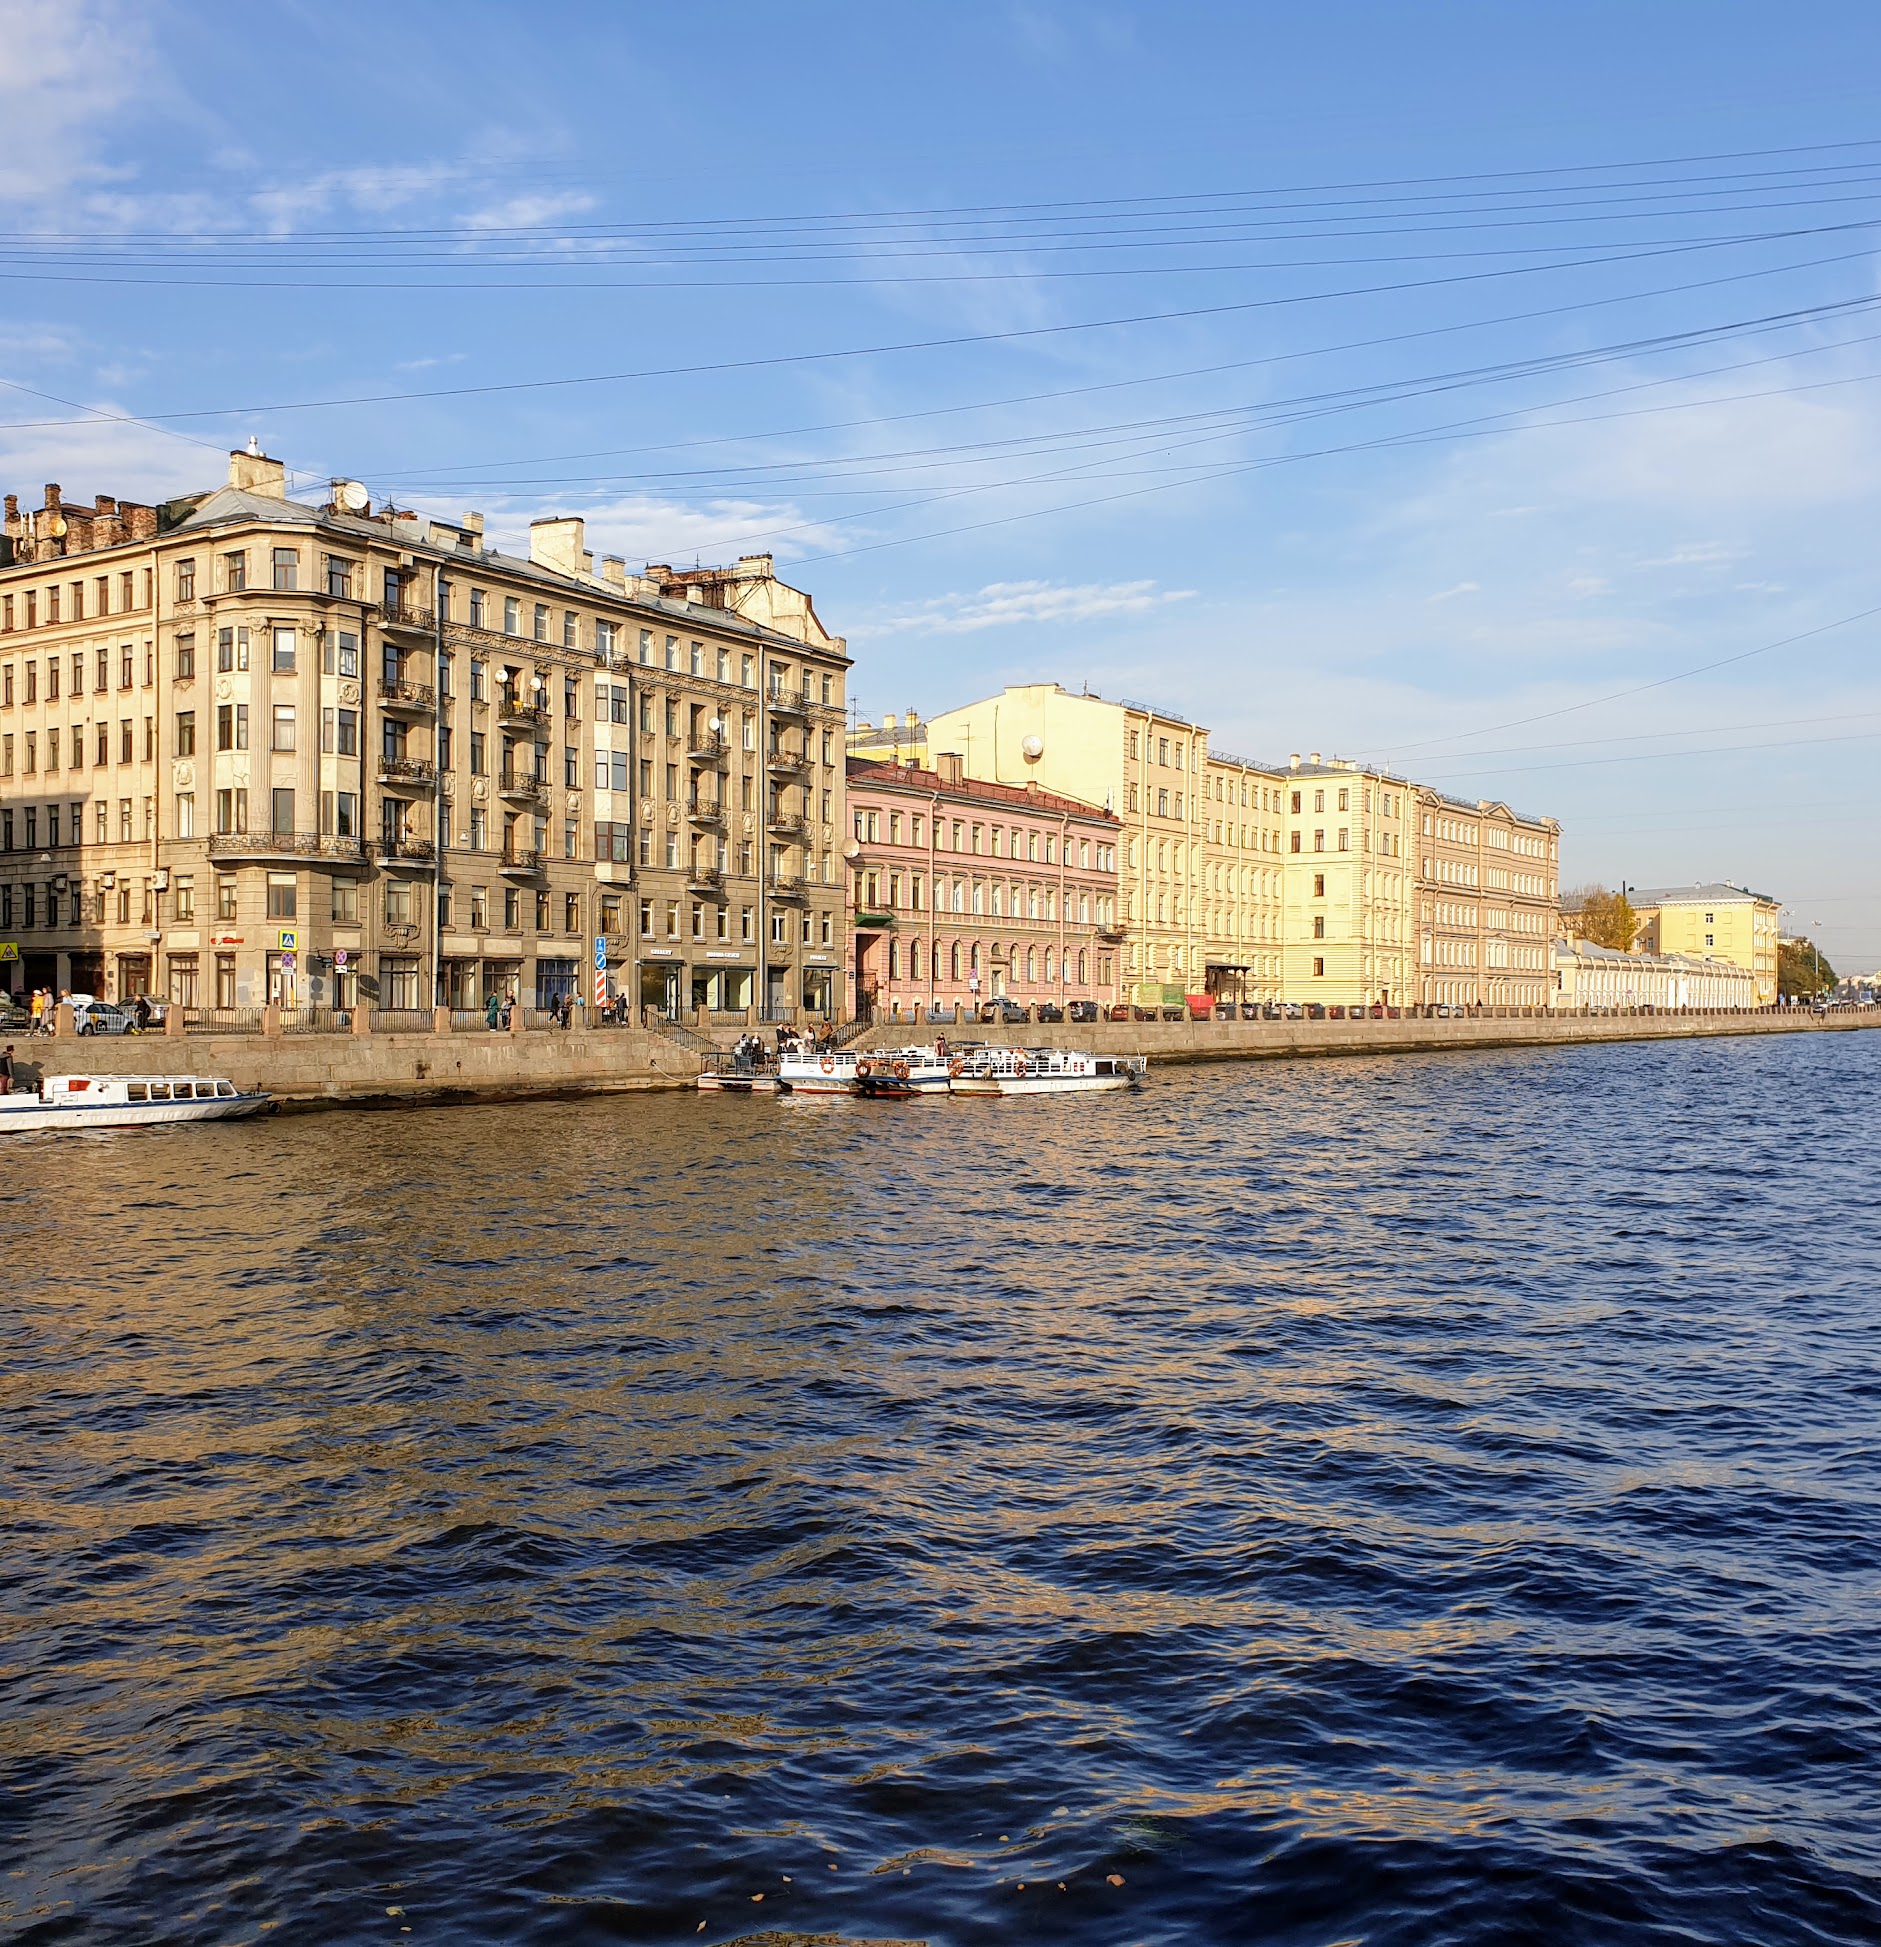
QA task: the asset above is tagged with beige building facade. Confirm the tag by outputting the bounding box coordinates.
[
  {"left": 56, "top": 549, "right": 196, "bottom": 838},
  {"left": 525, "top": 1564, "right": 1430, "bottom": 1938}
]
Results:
[
  {"left": 910, "top": 685, "right": 1290, "bottom": 1005},
  {"left": 1415, "top": 789, "right": 1561, "bottom": 1009},
  {"left": 1551, "top": 937, "right": 1758, "bottom": 1011},
  {"left": 1630, "top": 882, "right": 1780, "bottom": 1007},
  {"left": 0, "top": 454, "right": 849, "bottom": 1021}
]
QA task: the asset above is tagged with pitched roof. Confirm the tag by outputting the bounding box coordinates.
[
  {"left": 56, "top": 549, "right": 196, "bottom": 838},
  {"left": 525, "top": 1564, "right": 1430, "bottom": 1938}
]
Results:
[{"left": 1629, "top": 882, "right": 1778, "bottom": 907}]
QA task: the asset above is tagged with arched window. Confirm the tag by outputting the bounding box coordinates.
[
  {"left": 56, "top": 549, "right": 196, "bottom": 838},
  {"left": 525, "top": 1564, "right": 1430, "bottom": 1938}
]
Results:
[
  {"left": 1026, "top": 945, "right": 1037, "bottom": 981},
  {"left": 910, "top": 939, "right": 922, "bottom": 980},
  {"left": 1044, "top": 948, "right": 1055, "bottom": 983},
  {"left": 1077, "top": 949, "right": 1088, "bottom": 984},
  {"left": 949, "top": 941, "right": 962, "bottom": 980},
  {"left": 970, "top": 941, "right": 980, "bottom": 973},
  {"left": 888, "top": 940, "right": 900, "bottom": 978}
]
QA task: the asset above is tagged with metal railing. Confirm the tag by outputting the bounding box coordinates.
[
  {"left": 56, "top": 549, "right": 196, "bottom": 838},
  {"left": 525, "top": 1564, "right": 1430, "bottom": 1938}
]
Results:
[
  {"left": 376, "top": 679, "right": 437, "bottom": 711},
  {"left": 764, "top": 751, "right": 810, "bottom": 778},
  {"left": 766, "top": 874, "right": 808, "bottom": 900},
  {"left": 686, "top": 866, "right": 725, "bottom": 891},
  {"left": 376, "top": 757, "right": 436, "bottom": 786},
  {"left": 373, "top": 1008, "right": 434, "bottom": 1033},
  {"left": 206, "top": 832, "right": 365, "bottom": 862},
  {"left": 184, "top": 1006, "right": 265, "bottom": 1034},
  {"left": 497, "top": 772, "right": 548, "bottom": 804},
  {"left": 686, "top": 735, "right": 728, "bottom": 763},
  {"left": 497, "top": 697, "right": 549, "bottom": 729},
  {"left": 500, "top": 849, "right": 544, "bottom": 872},
  {"left": 376, "top": 603, "right": 436, "bottom": 633},
  {"left": 280, "top": 1006, "right": 350, "bottom": 1034},
  {"left": 687, "top": 803, "right": 727, "bottom": 828},
  {"left": 766, "top": 813, "right": 808, "bottom": 838},
  {"left": 369, "top": 838, "right": 437, "bottom": 864}
]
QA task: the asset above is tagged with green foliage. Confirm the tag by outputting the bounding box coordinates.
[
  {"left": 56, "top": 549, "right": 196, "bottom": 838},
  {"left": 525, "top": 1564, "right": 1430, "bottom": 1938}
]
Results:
[
  {"left": 1568, "top": 886, "right": 1638, "bottom": 951},
  {"left": 1778, "top": 937, "right": 1836, "bottom": 998}
]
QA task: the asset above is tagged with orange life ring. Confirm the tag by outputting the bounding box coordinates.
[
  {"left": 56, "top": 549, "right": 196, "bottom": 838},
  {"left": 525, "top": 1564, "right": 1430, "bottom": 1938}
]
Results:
[
  {"left": 948, "top": 1057, "right": 964, "bottom": 1079},
  {"left": 1013, "top": 1056, "right": 1028, "bottom": 1077},
  {"left": 819, "top": 1055, "right": 834, "bottom": 1074},
  {"left": 892, "top": 1060, "right": 910, "bottom": 1081},
  {"left": 856, "top": 1058, "right": 873, "bottom": 1079}
]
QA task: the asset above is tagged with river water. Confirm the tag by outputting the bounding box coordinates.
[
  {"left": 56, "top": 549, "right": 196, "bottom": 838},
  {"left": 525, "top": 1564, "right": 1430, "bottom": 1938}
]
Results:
[{"left": 3, "top": 1031, "right": 1879, "bottom": 1946}]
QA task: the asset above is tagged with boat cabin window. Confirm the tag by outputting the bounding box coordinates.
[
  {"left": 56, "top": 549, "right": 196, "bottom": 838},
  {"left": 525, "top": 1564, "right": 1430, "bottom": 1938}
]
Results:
[
  {"left": 148, "top": 1083, "right": 170, "bottom": 1100},
  {"left": 126, "top": 1084, "right": 148, "bottom": 1102}
]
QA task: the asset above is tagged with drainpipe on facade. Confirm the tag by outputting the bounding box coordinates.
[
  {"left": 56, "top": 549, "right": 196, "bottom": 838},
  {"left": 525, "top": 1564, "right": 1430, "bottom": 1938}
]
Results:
[{"left": 431, "top": 561, "right": 444, "bottom": 1010}]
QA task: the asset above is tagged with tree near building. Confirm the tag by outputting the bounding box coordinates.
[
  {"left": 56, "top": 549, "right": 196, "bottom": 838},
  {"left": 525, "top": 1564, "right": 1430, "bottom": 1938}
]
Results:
[
  {"left": 1562, "top": 884, "right": 1638, "bottom": 950},
  {"left": 1778, "top": 936, "right": 1836, "bottom": 998}
]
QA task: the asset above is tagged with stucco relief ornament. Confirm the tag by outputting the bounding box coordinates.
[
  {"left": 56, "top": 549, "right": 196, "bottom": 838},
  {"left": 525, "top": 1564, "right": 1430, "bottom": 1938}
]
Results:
[
  {"left": 439, "top": 773, "right": 454, "bottom": 797},
  {"left": 173, "top": 760, "right": 194, "bottom": 790},
  {"left": 470, "top": 777, "right": 488, "bottom": 803},
  {"left": 214, "top": 675, "right": 233, "bottom": 702},
  {"left": 743, "top": 812, "right": 756, "bottom": 835},
  {"left": 641, "top": 799, "right": 655, "bottom": 822},
  {"left": 339, "top": 680, "right": 360, "bottom": 706},
  {"left": 666, "top": 803, "right": 680, "bottom": 825},
  {"left": 565, "top": 793, "right": 581, "bottom": 815}
]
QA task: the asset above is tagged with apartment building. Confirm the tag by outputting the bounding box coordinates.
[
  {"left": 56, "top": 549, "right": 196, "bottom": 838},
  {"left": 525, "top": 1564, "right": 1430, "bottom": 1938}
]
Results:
[
  {"left": 1414, "top": 790, "right": 1561, "bottom": 1009},
  {"left": 1276, "top": 754, "right": 1415, "bottom": 1007},
  {"left": 846, "top": 754, "right": 1121, "bottom": 1019},
  {"left": 909, "top": 685, "right": 1289, "bottom": 1007},
  {"left": 1629, "top": 882, "right": 1780, "bottom": 1007},
  {"left": 0, "top": 452, "right": 849, "bottom": 1019}
]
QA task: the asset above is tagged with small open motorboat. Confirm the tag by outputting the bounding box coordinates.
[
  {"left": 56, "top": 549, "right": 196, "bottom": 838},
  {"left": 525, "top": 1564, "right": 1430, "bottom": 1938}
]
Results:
[{"left": 0, "top": 1073, "right": 271, "bottom": 1133}]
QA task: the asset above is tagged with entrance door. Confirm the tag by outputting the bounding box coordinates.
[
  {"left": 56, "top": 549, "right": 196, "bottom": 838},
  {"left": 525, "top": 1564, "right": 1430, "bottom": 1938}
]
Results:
[{"left": 640, "top": 963, "right": 679, "bottom": 1018}]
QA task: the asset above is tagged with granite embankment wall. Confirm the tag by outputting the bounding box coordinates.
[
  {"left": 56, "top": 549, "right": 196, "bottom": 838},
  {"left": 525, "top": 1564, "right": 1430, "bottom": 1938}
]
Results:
[
  {"left": 11, "top": 1025, "right": 698, "bottom": 1110},
  {"left": 856, "top": 1008, "right": 1881, "bottom": 1065},
  {"left": 8, "top": 1009, "right": 1873, "bottom": 1113}
]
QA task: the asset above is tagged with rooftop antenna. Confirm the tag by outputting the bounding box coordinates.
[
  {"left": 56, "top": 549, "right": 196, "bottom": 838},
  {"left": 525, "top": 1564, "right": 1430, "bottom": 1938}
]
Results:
[{"left": 246, "top": 435, "right": 261, "bottom": 456}]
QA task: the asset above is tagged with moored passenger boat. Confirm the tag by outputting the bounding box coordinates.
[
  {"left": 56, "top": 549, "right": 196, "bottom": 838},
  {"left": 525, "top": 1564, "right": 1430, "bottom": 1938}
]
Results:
[
  {"left": 0, "top": 1074, "right": 270, "bottom": 1133},
  {"left": 948, "top": 1048, "right": 1146, "bottom": 1096}
]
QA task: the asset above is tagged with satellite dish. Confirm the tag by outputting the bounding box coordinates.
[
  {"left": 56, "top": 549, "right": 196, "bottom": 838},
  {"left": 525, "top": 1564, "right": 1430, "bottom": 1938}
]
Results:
[
  {"left": 46, "top": 516, "right": 67, "bottom": 538},
  {"left": 842, "top": 839, "right": 862, "bottom": 860},
  {"left": 709, "top": 717, "right": 723, "bottom": 733},
  {"left": 1021, "top": 734, "right": 1044, "bottom": 762},
  {"left": 338, "top": 481, "right": 370, "bottom": 513}
]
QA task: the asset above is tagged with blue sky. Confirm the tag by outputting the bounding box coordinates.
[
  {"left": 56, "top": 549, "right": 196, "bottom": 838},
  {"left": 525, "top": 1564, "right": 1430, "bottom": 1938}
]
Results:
[{"left": 4, "top": 0, "right": 1878, "bottom": 968}]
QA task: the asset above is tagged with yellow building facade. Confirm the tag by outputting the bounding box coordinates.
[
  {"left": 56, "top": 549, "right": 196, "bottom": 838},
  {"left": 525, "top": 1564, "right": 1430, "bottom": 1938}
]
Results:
[
  {"left": 1629, "top": 882, "right": 1780, "bottom": 1007},
  {"left": 1277, "top": 756, "right": 1415, "bottom": 1007}
]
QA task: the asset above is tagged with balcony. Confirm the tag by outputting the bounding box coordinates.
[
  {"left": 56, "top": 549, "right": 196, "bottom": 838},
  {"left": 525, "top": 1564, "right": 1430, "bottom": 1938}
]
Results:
[
  {"left": 377, "top": 604, "right": 436, "bottom": 636},
  {"left": 497, "top": 770, "right": 548, "bottom": 807},
  {"left": 499, "top": 849, "right": 544, "bottom": 876},
  {"left": 767, "top": 691, "right": 811, "bottom": 723},
  {"left": 497, "top": 694, "right": 549, "bottom": 732},
  {"left": 206, "top": 832, "right": 366, "bottom": 865},
  {"left": 370, "top": 837, "right": 437, "bottom": 867},
  {"left": 377, "top": 678, "right": 437, "bottom": 715},
  {"left": 765, "top": 749, "right": 810, "bottom": 781},
  {"left": 686, "top": 864, "right": 726, "bottom": 894},
  {"left": 1095, "top": 924, "right": 1128, "bottom": 945},
  {"left": 686, "top": 734, "right": 729, "bottom": 766},
  {"left": 854, "top": 909, "right": 895, "bottom": 930},
  {"left": 766, "top": 810, "right": 807, "bottom": 839},
  {"left": 376, "top": 755, "right": 436, "bottom": 789},
  {"left": 687, "top": 801, "right": 726, "bottom": 831},
  {"left": 767, "top": 874, "right": 809, "bottom": 902}
]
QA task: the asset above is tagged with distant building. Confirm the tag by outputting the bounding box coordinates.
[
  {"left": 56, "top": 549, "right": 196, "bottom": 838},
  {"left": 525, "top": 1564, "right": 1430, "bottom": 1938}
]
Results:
[
  {"left": 1630, "top": 882, "right": 1780, "bottom": 1007},
  {"left": 845, "top": 754, "right": 1121, "bottom": 1019},
  {"left": 1551, "top": 937, "right": 1758, "bottom": 1012},
  {"left": 1413, "top": 789, "right": 1561, "bottom": 1010}
]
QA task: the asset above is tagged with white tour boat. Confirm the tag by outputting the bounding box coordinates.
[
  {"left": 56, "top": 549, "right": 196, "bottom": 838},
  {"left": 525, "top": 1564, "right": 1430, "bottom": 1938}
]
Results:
[
  {"left": 0, "top": 1073, "right": 271, "bottom": 1134},
  {"left": 948, "top": 1047, "right": 1147, "bottom": 1096},
  {"left": 776, "top": 1045, "right": 953, "bottom": 1096}
]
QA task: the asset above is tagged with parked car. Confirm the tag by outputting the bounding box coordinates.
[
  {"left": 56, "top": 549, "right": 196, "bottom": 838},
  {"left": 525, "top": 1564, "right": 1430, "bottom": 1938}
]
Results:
[
  {"left": 1239, "top": 1003, "right": 1262, "bottom": 1020},
  {"left": 1305, "top": 1003, "right": 1327, "bottom": 1020},
  {"left": 1281, "top": 1003, "right": 1303, "bottom": 1020},
  {"left": 1328, "top": 1005, "right": 1347, "bottom": 1020},
  {"left": 1107, "top": 1003, "right": 1134, "bottom": 1022},
  {"left": 1068, "top": 1000, "right": 1099, "bottom": 1023},
  {"left": 978, "top": 997, "right": 1030, "bottom": 1024},
  {"left": 68, "top": 993, "right": 133, "bottom": 1035},
  {"left": 1034, "top": 1001, "right": 1064, "bottom": 1023}
]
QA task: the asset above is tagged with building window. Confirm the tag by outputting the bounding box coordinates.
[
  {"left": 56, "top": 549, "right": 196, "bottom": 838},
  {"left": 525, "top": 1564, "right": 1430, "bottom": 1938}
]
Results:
[
  {"left": 1313, "top": 956, "right": 1325, "bottom": 977},
  {"left": 266, "top": 873, "right": 297, "bottom": 918},
  {"left": 272, "top": 548, "right": 298, "bottom": 592},
  {"left": 224, "top": 551, "right": 246, "bottom": 593}
]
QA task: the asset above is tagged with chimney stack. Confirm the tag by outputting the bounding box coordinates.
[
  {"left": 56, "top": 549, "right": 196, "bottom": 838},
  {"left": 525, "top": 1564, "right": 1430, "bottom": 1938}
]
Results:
[{"left": 936, "top": 752, "right": 965, "bottom": 786}]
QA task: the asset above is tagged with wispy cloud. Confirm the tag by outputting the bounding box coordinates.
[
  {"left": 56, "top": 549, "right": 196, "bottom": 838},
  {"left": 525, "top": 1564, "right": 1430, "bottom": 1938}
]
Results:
[
  {"left": 1637, "top": 541, "right": 1739, "bottom": 568},
  {"left": 461, "top": 191, "right": 596, "bottom": 232},
  {"left": 860, "top": 578, "right": 1196, "bottom": 638},
  {"left": 1426, "top": 581, "right": 1480, "bottom": 603}
]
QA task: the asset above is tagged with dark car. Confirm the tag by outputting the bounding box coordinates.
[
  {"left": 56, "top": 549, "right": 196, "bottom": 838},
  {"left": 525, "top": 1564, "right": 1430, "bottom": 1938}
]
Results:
[
  {"left": 1068, "top": 1000, "right": 1099, "bottom": 1023},
  {"left": 1034, "top": 1001, "right": 1064, "bottom": 1023},
  {"left": 1328, "top": 1005, "right": 1346, "bottom": 1020},
  {"left": 1262, "top": 1002, "right": 1284, "bottom": 1020},
  {"left": 1305, "top": 1003, "right": 1327, "bottom": 1020}
]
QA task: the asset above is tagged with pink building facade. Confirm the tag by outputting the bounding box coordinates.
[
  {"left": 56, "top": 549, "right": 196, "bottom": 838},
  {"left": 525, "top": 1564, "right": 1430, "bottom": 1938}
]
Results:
[{"left": 847, "top": 755, "right": 1122, "bottom": 1020}]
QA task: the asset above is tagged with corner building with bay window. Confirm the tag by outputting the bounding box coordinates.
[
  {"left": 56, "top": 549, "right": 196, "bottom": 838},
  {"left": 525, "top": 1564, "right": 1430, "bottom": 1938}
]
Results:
[{"left": 0, "top": 450, "right": 849, "bottom": 1020}]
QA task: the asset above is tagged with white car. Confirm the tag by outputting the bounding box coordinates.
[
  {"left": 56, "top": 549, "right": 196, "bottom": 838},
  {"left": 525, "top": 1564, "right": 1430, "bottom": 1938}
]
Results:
[{"left": 66, "top": 993, "right": 134, "bottom": 1035}]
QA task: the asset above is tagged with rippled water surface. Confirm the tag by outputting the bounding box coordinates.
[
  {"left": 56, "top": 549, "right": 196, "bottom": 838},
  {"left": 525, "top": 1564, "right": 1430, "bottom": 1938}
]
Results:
[{"left": 4, "top": 1032, "right": 1880, "bottom": 1946}]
